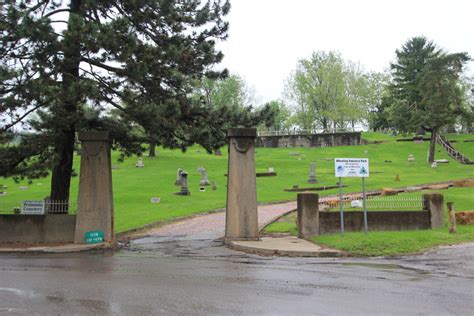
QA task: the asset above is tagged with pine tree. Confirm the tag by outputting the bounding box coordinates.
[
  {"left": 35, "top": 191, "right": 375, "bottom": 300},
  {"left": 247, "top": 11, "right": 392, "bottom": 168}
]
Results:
[
  {"left": 0, "top": 0, "right": 231, "bottom": 202},
  {"left": 387, "top": 37, "right": 470, "bottom": 162}
]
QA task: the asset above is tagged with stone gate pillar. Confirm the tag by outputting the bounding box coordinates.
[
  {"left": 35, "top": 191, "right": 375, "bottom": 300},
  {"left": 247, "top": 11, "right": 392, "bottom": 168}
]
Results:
[
  {"left": 74, "top": 131, "right": 114, "bottom": 244},
  {"left": 297, "top": 193, "right": 320, "bottom": 238},
  {"left": 225, "top": 128, "right": 259, "bottom": 242}
]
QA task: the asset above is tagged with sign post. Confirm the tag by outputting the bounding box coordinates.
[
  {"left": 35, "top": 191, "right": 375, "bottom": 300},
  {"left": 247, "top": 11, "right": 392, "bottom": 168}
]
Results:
[
  {"left": 362, "top": 177, "right": 368, "bottom": 234},
  {"left": 338, "top": 177, "right": 344, "bottom": 235},
  {"left": 335, "top": 158, "right": 369, "bottom": 234}
]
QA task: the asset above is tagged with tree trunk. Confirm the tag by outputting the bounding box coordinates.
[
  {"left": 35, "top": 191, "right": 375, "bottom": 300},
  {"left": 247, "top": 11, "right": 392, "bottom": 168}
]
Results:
[
  {"left": 149, "top": 141, "right": 156, "bottom": 158},
  {"left": 50, "top": 132, "right": 75, "bottom": 210},
  {"left": 428, "top": 129, "right": 437, "bottom": 163},
  {"left": 322, "top": 119, "right": 328, "bottom": 133},
  {"left": 49, "top": 0, "right": 82, "bottom": 208}
]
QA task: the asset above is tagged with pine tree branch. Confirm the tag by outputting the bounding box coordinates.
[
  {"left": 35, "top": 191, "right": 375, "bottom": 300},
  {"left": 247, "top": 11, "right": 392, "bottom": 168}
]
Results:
[
  {"left": 1, "top": 103, "right": 45, "bottom": 132},
  {"left": 80, "top": 57, "right": 124, "bottom": 75},
  {"left": 43, "top": 8, "right": 71, "bottom": 19}
]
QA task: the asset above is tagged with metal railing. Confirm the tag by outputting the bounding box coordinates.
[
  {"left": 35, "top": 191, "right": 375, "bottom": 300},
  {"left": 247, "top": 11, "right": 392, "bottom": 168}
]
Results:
[
  {"left": 437, "top": 135, "right": 472, "bottom": 164},
  {"left": 319, "top": 194, "right": 424, "bottom": 212},
  {"left": 258, "top": 129, "right": 357, "bottom": 137},
  {"left": 0, "top": 200, "right": 77, "bottom": 215}
]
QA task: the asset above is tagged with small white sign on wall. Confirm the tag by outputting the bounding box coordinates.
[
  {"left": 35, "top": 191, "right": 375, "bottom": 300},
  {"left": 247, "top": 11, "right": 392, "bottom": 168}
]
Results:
[
  {"left": 21, "top": 200, "right": 45, "bottom": 215},
  {"left": 335, "top": 158, "right": 369, "bottom": 178}
]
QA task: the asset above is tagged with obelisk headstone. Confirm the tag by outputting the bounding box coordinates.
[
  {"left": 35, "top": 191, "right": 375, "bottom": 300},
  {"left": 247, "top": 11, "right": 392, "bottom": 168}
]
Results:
[{"left": 308, "top": 162, "right": 317, "bottom": 184}]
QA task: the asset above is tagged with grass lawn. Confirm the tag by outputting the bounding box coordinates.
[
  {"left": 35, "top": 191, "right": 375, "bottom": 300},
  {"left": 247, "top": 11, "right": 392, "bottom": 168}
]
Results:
[
  {"left": 312, "top": 225, "right": 474, "bottom": 257},
  {"left": 0, "top": 132, "right": 473, "bottom": 233}
]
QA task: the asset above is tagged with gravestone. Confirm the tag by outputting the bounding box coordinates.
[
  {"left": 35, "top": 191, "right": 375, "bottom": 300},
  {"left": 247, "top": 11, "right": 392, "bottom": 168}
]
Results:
[
  {"left": 197, "top": 167, "right": 210, "bottom": 186},
  {"left": 176, "top": 171, "right": 190, "bottom": 195},
  {"left": 408, "top": 154, "right": 415, "bottom": 162},
  {"left": 150, "top": 197, "right": 161, "bottom": 203},
  {"left": 431, "top": 162, "right": 438, "bottom": 168},
  {"left": 214, "top": 149, "right": 222, "bottom": 156},
  {"left": 211, "top": 181, "right": 217, "bottom": 191},
  {"left": 394, "top": 174, "right": 400, "bottom": 182},
  {"left": 175, "top": 168, "right": 183, "bottom": 185},
  {"left": 225, "top": 128, "right": 259, "bottom": 242},
  {"left": 268, "top": 167, "right": 274, "bottom": 173},
  {"left": 307, "top": 162, "right": 317, "bottom": 184},
  {"left": 74, "top": 131, "right": 114, "bottom": 244},
  {"left": 135, "top": 157, "right": 144, "bottom": 168}
]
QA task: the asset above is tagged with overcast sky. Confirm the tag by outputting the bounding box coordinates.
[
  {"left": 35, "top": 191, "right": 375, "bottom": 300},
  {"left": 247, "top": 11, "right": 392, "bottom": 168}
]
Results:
[{"left": 216, "top": 0, "right": 474, "bottom": 104}]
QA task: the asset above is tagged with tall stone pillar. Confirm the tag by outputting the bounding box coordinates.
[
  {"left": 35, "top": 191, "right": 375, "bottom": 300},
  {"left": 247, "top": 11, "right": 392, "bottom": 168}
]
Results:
[
  {"left": 225, "top": 128, "right": 259, "bottom": 242},
  {"left": 74, "top": 131, "right": 114, "bottom": 244}
]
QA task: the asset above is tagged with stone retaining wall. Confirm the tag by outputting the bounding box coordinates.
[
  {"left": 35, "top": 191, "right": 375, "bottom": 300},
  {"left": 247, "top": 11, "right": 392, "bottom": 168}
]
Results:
[
  {"left": 319, "top": 211, "right": 431, "bottom": 234},
  {"left": 256, "top": 132, "right": 361, "bottom": 148},
  {"left": 0, "top": 214, "right": 76, "bottom": 243}
]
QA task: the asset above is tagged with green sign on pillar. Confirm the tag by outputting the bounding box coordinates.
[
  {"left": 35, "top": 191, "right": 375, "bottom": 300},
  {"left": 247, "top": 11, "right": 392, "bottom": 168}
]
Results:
[{"left": 85, "top": 230, "right": 104, "bottom": 244}]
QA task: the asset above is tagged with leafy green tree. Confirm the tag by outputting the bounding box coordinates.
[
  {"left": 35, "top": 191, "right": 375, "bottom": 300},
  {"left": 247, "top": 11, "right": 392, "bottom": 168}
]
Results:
[
  {"left": 0, "top": 0, "right": 231, "bottom": 202},
  {"left": 285, "top": 51, "right": 346, "bottom": 131},
  {"left": 387, "top": 37, "right": 470, "bottom": 162},
  {"left": 285, "top": 51, "right": 375, "bottom": 132},
  {"left": 261, "top": 100, "right": 293, "bottom": 132},
  {"left": 366, "top": 72, "right": 391, "bottom": 131}
]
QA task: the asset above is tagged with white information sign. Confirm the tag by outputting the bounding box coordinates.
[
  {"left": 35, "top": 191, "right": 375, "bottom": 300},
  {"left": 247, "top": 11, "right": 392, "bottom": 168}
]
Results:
[
  {"left": 335, "top": 158, "right": 369, "bottom": 178},
  {"left": 21, "top": 200, "right": 45, "bottom": 215}
]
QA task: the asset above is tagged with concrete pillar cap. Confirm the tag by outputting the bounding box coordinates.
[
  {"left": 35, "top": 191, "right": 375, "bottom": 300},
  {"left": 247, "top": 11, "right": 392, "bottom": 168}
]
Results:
[
  {"left": 227, "top": 128, "right": 257, "bottom": 138},
  {"left": 78, "top": 131, "right": 111, "bottom": 142}
]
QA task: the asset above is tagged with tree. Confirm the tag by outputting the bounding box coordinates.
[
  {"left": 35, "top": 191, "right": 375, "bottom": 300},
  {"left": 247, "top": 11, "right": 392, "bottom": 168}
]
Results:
[
  {"left": 260, "top": 100, "right": 293, "bottom": 132},
  {"left": 285, "top": 51, "right": 375, "bottom": 132},
  {"left": 0, "top": 1, "right": 231, "bottom": 202},
  {"left": 366, "top": 72, "right": 390, "bottom": 131},
  {"left": 285, "top": 51, "right": 346, "bottom": 132},
  {"left": 418, "top": 53, "right": 470, "bottom": 161},
  {"left": 387, "top": 37, "right": 470, "bottom": 162},
  {"left": 191, "top": 74, "right": 275, "bottom": 149}
]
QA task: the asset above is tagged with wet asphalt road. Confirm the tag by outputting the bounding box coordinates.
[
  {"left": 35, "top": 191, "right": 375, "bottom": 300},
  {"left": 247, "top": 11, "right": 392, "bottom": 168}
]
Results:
[{"left": 1, "top": 208, "right": 474, "bottom": 315}]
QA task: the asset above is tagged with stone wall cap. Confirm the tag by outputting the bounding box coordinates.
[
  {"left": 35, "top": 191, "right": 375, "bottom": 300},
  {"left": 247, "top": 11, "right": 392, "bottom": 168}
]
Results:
[
  {"left": 227, "top": 128, "right": 257, "bottom": 138},
  {"left": 78, "top": 131, "right": 111, "bottom": 142}
]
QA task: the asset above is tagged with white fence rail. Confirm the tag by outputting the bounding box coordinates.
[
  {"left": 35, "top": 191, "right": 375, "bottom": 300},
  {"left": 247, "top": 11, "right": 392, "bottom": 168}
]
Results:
[
  {"left": 320, "top": 194, "right": 424, "bottom": 212},
  {"left": 0, "top": 200, "right": 77, "bottom": 214}
]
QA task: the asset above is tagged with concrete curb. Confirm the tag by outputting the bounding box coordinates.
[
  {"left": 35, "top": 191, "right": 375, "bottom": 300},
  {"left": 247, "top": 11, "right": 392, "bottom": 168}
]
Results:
[
  {"left": 0, "top": 242, "right": 113, "bottom": 253},
  {"left": 227, "top": 236, "right": 345, "bottom": 258}
]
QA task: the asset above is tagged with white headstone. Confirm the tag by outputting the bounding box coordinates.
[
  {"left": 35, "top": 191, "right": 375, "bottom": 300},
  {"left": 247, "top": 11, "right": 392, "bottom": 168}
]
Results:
[
  {"left": 135, "top": 158, "right": 144, "bottom": 168},
  {"left": 150, "top": 197, "right": 161, "bottom": 203}
]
